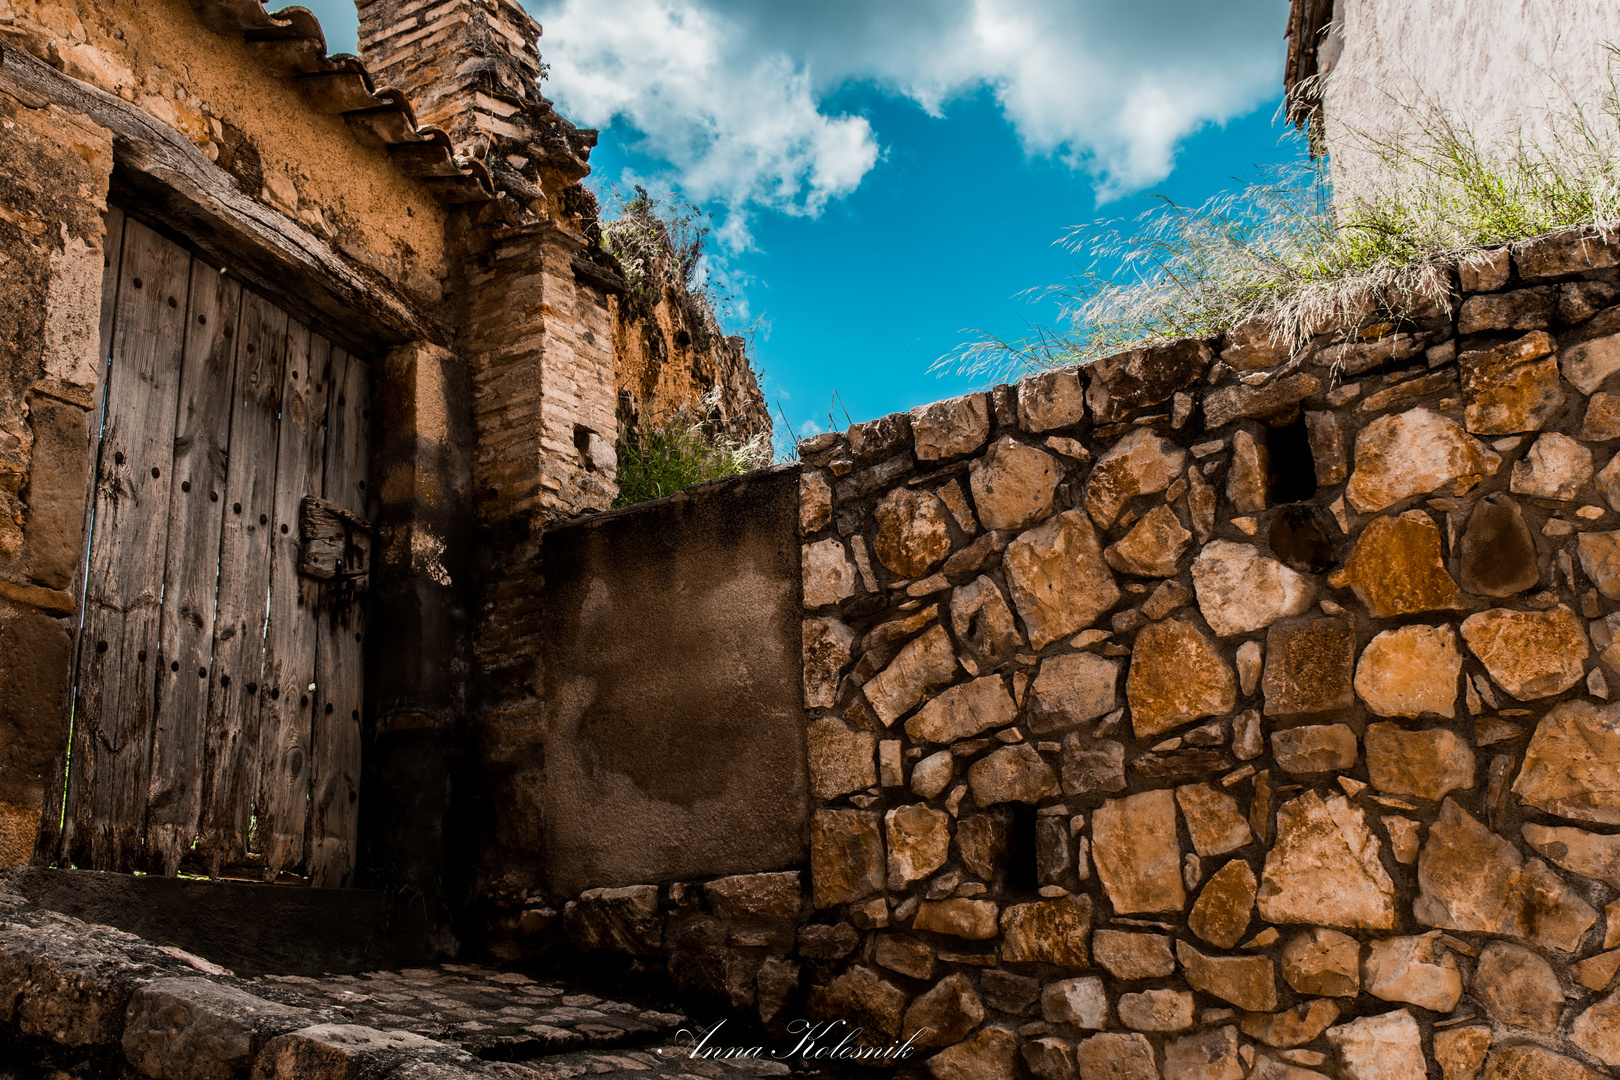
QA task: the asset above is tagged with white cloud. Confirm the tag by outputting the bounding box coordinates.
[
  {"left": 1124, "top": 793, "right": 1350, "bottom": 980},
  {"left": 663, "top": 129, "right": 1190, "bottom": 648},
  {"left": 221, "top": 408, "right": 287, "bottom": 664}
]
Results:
[{"left": 535, "top": 0, "right": 1288, "bottom": 237}]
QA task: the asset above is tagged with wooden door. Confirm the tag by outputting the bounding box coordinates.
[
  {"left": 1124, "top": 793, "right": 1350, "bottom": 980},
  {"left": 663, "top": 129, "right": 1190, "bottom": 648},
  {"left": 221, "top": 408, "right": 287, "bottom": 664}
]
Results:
[{"left": 38, "top": 210, "right": 372, "bottom": 887}]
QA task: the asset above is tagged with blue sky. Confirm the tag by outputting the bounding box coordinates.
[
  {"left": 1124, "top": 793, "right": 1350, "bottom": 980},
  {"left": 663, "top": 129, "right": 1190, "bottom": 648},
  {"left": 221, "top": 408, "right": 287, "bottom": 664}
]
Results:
[{"left": 304, "top": 0, "right": 1306, "bottom": 447}]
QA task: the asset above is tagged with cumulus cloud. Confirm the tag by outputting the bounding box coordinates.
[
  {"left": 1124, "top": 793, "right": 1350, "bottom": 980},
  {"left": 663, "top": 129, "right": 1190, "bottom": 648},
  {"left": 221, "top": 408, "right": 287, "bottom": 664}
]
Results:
[{"left": 534, "top": 0, "right": 1287, "bottom": 238}]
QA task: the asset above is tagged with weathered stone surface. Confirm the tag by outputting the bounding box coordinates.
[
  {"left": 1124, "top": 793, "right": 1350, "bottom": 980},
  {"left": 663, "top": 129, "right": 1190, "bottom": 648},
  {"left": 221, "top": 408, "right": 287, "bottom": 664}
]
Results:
[
  {"left": 955, "top": 815, "right": 1008, "bottom": 881},
  {"left": 798, "top": 922, "right": 860, "bottom": 959},
  {"left": 810, "top": 810, "right": 884, "bottom": 907},
  {"left": 906, "top": 676, "right": 1018, "bottom": 744},
  {"left": 969, "top": 436, "right": 1061, "bottom": 533},
  {"left": 1087, "top": 338, "right": 1213, "bottom": 423},
  {"left": 914, "top": 899, "right": 999, "bottom": 940},
  {"left": 1191, "top": 541, "right": 1317, "bottom": 637},
  {"left": 807, "top": 719, "right": 877, "bottom": 799},
  {"left": 1261, "top": 620, "right": 1354, "bottom": 716},
  {"left": 1227, "top": 428, "right": 1270, "bottom": 514},
  {"left": 1563, "top": 280, "right": 1620, "bottom": 322},
  {"left": 1281, "top": 928, "right": 1361, "bottom": 997},
  {"left": 1061, "top": 737, "right": 1126, "bottom": 797},
  {"left": 912, "top": 393, "right": 991, "bottom": 461},
  {"left": 1460, "top": 288, "right": 1555, "bottom": 333},
  {"left": 1599, "top": 453, "right": 1620, "bottom": 512},
  {"left": 1091, "top": 930, "right": 1176, "bottom": 980},
  {"left": 1459, "top": 494, "right": 1540, "bottom": 597},
  {"left": 886, "top": 804, "right": 952, "bottom": 889},
  {"left": 1271, "top": 724, "right": 1358, "bottom": 774},
  {"left": 803, "top": 616, "right": 857, "bottom": 709},
  {"left": 1240, "top": 999, "right": 1340, "bottom": 1049},
  {"left": 1019, "top": 369, "right": 1087, "bottom": 433},
  {"left": 1472, "top": 941, "right": 1563, "bottom": 1032},
  {"left": 1331, "top": 511, "right": 1463, "bottom": 616},
  {"left": 704, "top": 871, "right": 800, "bottom": 922},
  {"left": 1523, "top": 822, "right": 1620, "bottom": 888},
  {"left": 808, "top": 966, "right": 908, "bottom": 1040},
  {"left": 1187, "top": 466, "right": 1217, "bottom": 541},
  {"left": 1434, "top": 1026, "right": 1491, "bottom": 1080},
  {"left": 1579, "top": 530, "right": 1620, "bottom": 600},
  {"left": 1176, "top": 940, "right": 1277, "bottom": 1011},
  {"left": 1041, "top": 976, "right": 1108, "bottom": 1028},
  {"left": 1304, "top": 410, "right": 1348, "bottom": 487},
  {"left": 564, "top": 886, "right": 663, "bottom": 956},
  {"left": 1176, "top": 783, "right": 1253, "bottom": 857},
  {"left": 874, "top": 488, "right": 953, "bottom": 578},
  {"left": 1073, "top": 1032, "right": 1160, "bottom": 1080},
  {"left": 123, "top": 978, "right": 307, "bottom": 1080},
  {"left": 1126, "top": 617, "right": 1238, "bottom": 738},
  {"left": 253, "top": 1026, "right": 459, "bottom": 1080},
  {"left": 1022, "top": 1038, "right": 1079, "bottom": 1080},
  {"left": 1572, "top": 988, "right": 1620, "bottom": 1068},
  {"left": 1482, "top": 1044, "right": 1604, "bottom": 1080},
  {"left": 1561, "top": 332, "right": 1620, "bottom": 394},
  {"left": 1415, "top": 798, "right": 1598, "bottom": 951},
  {"left": 1326, "top": 1009, "right": 1427, "bottom": 1080},
  {"left": 926, "top": 1027, "right": 1019, "bottom": 1080},
  {"left": 1511, "top": 432, "right": 1593, "bottom": 500},
  {"left": 1004, "top": 509, "right": 1122, "bottom": 649},
  {"left": 1001, "top": 895, "right": 1092, "bottom": 965},
  {"left": 911, "top": 751, "right": 954, "bottom": 799},
  {"left": 847, "top": 413, "right": 913, "bottom": 462},
  {"left": 875, "top": 935, "right": 936, "bottom": 981},
  {"left": 1353, "top": 625, "right": 1462, "bottom": 719},
  {"left": 1029, "top": 653, "right": 1119, "bottom": 734},
  {"left": 1345, "top": 408, "right": 1501, "bottom": 513},
  {"left": 1258, "top": 791, "right": 1397, "bottom": 930},
  {"left": 1586, "top": 393, "right": 1620, "bottom": 442},
  {"left": 1165, "top": 1026, "right": 1244, "bottom": 1080},
  {"left": 1364, "top": 722, "right": 1474, "bottom": 801},
  {"left": 803, "top": 538, "right": 859, "bottom": 607},
  {"left": 1189, "top": 859, "right": 1257, "bottom": 949},
  {"left": 1515, "top": 699, "right": 1620, "bottom": 825},
  {"left": 865, "top": 623, "right": 961, "bottom": 726},
  {"left": 1362, "top": 933, "right": 1463, "bottom": 1012},
  {"left": 1461, "top": 605, "right": 1588, "bottom": 700},
  {"left": 1036, "top": 817, "right": 1071, "bottom": 887},
  {"left": 1104, "top": 505, "right": 1191, "bottom": 576},
  {"left": 1118, "top": 988, "right": 1194, "bottom": 1032},
  {"left": 801, "top": 471, "right": 833, "bottom": 533},
  {"left": 1458, "top": 331, "right": 1563, "bottom": 434},
  {"left": 1574, "top": 949, "right": 1620, "bottom": 991},
  {"left": 950, "top": 576, "right": 1024, "bottom": 670},
  {"left": 968, "top": 744, "right": 1058, "bottom": 806},
  {"left": 902, "top": 972, "right": 985, "bottom": 1050},
  {"left": 1084, "top": 428, "right": 1187, "bottom": 529},
  {"left": 1205, "top": 373, "right": 1322, "bottom": 429},
  {"left": 1093, "top": 789, "right": 1186, "bottom": 914}
]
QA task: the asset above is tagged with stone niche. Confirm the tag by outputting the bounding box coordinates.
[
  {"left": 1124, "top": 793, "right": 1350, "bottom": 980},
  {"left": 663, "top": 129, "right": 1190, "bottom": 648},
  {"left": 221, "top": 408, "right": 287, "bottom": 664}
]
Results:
[{"left": 531, "top": 467, "right": 808, "bottom": 896}]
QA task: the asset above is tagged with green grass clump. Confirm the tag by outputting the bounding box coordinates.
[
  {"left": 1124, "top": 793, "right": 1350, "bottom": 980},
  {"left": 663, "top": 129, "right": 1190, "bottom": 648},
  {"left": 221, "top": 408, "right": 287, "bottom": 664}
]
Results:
[
  {"left": 947, "top": 59, "right": 1620, "bottom": 380},
  {"left": 612, "top": 394, "right": 773, "bottom": 508}
]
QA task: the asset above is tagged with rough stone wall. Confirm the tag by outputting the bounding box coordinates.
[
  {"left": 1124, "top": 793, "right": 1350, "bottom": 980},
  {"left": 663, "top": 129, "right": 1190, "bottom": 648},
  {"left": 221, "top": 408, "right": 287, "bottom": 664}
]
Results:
[
  {"left": 0, "top": 84, "right": 113, "bottom": 868},
  {"left": 1301, "top": 0, "right": 1620, "bottom": 202},
  {"left": 535, "top": 226, "right": 1620, "bottom": 1080}
]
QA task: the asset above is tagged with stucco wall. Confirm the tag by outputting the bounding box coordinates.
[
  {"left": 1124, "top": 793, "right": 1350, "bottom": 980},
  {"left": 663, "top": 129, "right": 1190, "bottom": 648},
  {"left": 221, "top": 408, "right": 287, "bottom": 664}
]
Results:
[{"left": 1320, "top": 0, "right": 1620, "bottom": 201}]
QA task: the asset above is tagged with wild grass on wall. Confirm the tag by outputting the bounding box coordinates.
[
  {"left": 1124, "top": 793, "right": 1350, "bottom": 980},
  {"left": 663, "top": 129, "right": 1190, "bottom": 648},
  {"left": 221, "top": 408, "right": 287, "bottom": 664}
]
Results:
[
  {"left": 612, "top": 391, "right": 773, "bottom": 508},
  {"left": 948, "top": 60, "right": 1620, "bottom": 380}
]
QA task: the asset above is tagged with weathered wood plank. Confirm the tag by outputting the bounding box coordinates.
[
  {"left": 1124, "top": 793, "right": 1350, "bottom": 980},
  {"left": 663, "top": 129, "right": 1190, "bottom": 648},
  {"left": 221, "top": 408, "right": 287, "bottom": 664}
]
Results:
[
  {"left": 36, "top": 205, "right": 124, "bottom": 866},
  {"left": 307, "top": 347, "right": 369, "bottom": 887},
  {"left": 196, "top": 291, "right": 285, "bottom": 874},
  {"left": 143, "top": 259, "right": 242, "bottom": 875},
  {"left": 255, "top": 324, "right": 328, "bottom": 877},
  {"left": 62, "top": 217, "right": 191, "bottom": 872}
]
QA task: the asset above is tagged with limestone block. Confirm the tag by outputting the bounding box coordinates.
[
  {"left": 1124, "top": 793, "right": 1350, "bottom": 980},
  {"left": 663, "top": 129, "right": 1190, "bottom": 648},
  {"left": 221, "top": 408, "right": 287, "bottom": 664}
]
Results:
[
  {"left": 1191, "top": 541, "right": 1316, "bottom": 637},
  {"left": 253, "top": 1026, "right": 463, "bottom": 1080},
  {"left": 797, "top": 923, "right": 859, "bottom": 959},
  {"left": 1458, "top": 494, "right": 1539, "bottom": 597},
  {"left": 1362, "top": 933, "right": 1462, "bottom": 1012},
  {"left": 954, "top": 815, "right": 1007, "bottom": 880},
  {"left": 802, "top": 616, "right": 856, "bottom": 708},
  {"left": 969, "top": 436, "right": 1060, "bottom": 532},
  {"left": 1330, "top": 511, "right": 1462, "bottom": 616},
  {"left": 807, "top": 719, "right": 876, "bottom": 799},
  {"left": 1126, "top": 617, "right": 1237, "bottom": 738},
  {"left": 967, "top": 744, "right": 1058, "bottom": 805},
  {"left": 1028, "top": 653, "right": 1119, "bottom": 734},
  {"left": 1164, "top": 1026, "right": 1244, "bottom": 1080},
  {"left": 886, "top": 804, "right": 952, "bottom": 889},
  {"left": 1354, "top": 625, "right": 1463, "bottom": 718},
  {"left": 1203, "top": 373, "right": 1321, "bottom": 429},
  {"left": 800, "top": 470, "right": 833, "bottom": 533},
  {"left": 1364, "top": 722, "right": 1474, "bottom": 801},
  {"left": 1481, "top": 1045, "right": 1604, "bottom": 1080},
  {"left": 1222, "top": 317, "right": 1290, "bottom": 370},
  {"left": 911, "top": 393, "right": 991, "bottom": 461},
  {"left": 122, "top": 977, "right": 308, "bottom": 1080},
  {"left": 1270, "top": 725, "right": 1358, "bottom": 774},
  {"left": 1188, "top": 858, "right": 1256, "bottom": 949},
  {"left": 1458, "top": 288, "right": 1555, "bottom": 334},
  {"left": 1227, "top": 428, "right": 1270, "bottom": 513},
  {"left": 1003, "top": 509, "right": 1120, "bottom": 649},
  {"left": 1041, "top": 976, "right": 1108, "bottom": 1028},
  {"left": 1461, "top": 604, "right": 1588, "bottom": 700},
  {"left": 1103, "top": 504, "right": 1191, "bottom": 576},
  {"left": 1240, "top": 1000, "right": 1340, "bottom": 1049},
  {"left": 1061, "top": 738, "right": 1126, "bottom": 797},
  {"left": 1262, "top": 619, "right": 1355, "bottom": 715},
  {"left": 1514, "top": 699, "right": 1620, "bottom": 824},
  {"left": 1073, "top": 1032, "right": 1160, "bottom": 1080},
  {"left": 802, "top": 538, "right": 858, "bottom": 607},
  {"left": 1471, "top": 941, "right": 1563, "bottom": 1032},
  {"left": 1018, "top": 368, "right": 1087, "bottom": 433},
  {"left": 1585, "top": 393, "right": 1620, "bottom": 440},
  {"left": 1092, "top": 790, "right": 1185, "bottom": 914},
  {"left": 1257, "top": 791, "right": 1396, "bottom": 931},
  {"left": 1561, "top": 332, "right": 1620, "bottom": 394},
  {"left": 1458, "top": 330, "right": 1563, "bottom": 433},
  {"left": 1117, "top": 988, "right": 1193, "bottom": 1032},
  {"left": 873, "top": 487, "right": 952, "bottom": 578},
  {"left": 1000, "top": 895, "right": 1091, "bottom": 965},
  {"left": 913, "top": 899, "right": 998, "bottom": 940},
  {"left": 1433, "top": 1026, "right": 1490, "bottom": 1080},
  {"left": 905, "top": 676, "right": 1017, "bottom": 744},
  {"left": 1345, "top": 408, "right": 1500, "bottom": 513},
  {"left": 1325, "top": 1009, "right": 1427, "bottom": 1080},
  {"left": 1305, "top": 411, "right": 1347, "bottom": 486},
  {"left": 809, "top": 810, "right": 884, "bottom": 908},
  {"left": 847, "top": 413, "right": 912, "bottom": 463},
  {"left": 1084, "top": 428, "right": 1187, "bottom": 528},
  {"left": 1599, "top": 453, "right": 1620, "bottom": 511},
  {"left": 1176, "top": 940, "right": 1277, "bottom": 1011},
  {"left": 1522, "top": 822, "right": 1620, "bottom": 887},
  {"left": 864, "top": 623, "right": 960, "bottom": 726},
  {"left": 1091, "top": 930, "right": 1176, "bottom": 980},
  {"left": 911, "top": 751, "right": 954, "bottom": 799},
  {"left": 807, "top": 966, "right": 907, "bottom": 1039},
  {"left": 1176, "top": 783, "right": 1253, "bottom": 857},
  {"left": 703, "top": 871, "right": 801, "bottom": 921},
  {"left": 1460, "top": 246, "right": 1511, "bottom": 291},
  {"left": 1580, "top": 529, "right": 1620, "bottom": 599},
  {"left": 925, "top": 1027, "right": 1019, "bottom": 1080},
  {"left": 562, "top": 886, "right": 662, "bottom": 956},
  {"left": 1510, "top": 430, "right": 1592, "bottom": 500},
  {"left": 1280, "top": 928, "right": 1360, "bottom": 997},
  {"left": 902, "top": 972, "right": 984, "bottom": 1049},
  {"left": 949, "top": 576, "right": 1024, "bottom": 670},
  {"left": 1572, "top": 989, "right": 1620, "bottom": 1069}
]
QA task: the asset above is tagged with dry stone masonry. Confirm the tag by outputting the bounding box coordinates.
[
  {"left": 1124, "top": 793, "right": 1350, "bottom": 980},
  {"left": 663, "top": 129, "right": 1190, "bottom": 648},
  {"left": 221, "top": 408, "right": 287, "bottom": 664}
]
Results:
[{"left": 785, "top": 225, "right": 1620, "bottom": 1079}]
